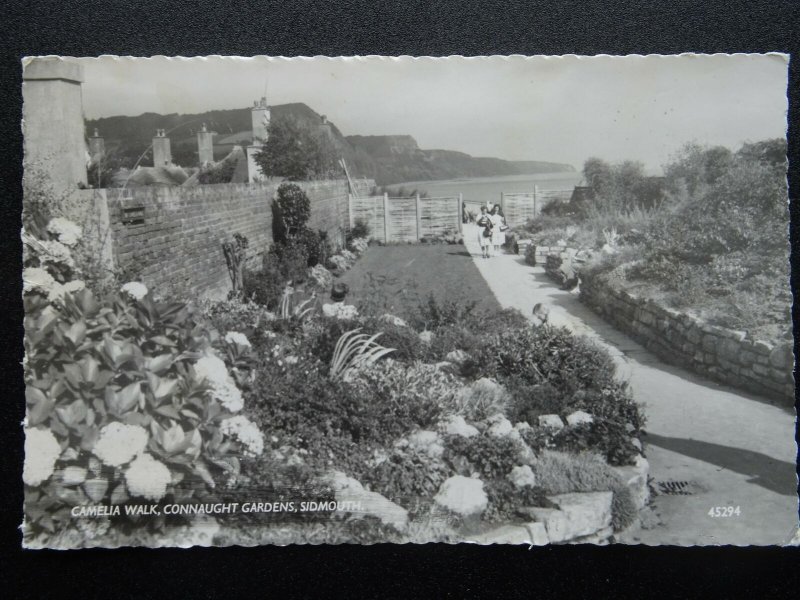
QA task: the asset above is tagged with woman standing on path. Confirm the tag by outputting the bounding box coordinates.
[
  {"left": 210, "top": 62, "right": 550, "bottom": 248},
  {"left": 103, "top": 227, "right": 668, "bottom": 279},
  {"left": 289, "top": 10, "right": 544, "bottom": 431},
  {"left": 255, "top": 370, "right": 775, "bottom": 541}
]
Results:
[
  {"left": 476, "top": 205, "right": 493, "bottom": 259},
  {"left": 489, "top": 204, "right": 507, "bottom": 256}
]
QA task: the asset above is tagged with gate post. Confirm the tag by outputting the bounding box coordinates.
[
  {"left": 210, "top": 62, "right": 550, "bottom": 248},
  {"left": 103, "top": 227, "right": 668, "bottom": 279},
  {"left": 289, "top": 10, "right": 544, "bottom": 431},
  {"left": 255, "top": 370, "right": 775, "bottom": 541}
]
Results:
[
  {"left": 348, "top": 193, "right": 353, "bottom": 228},
  {"left": 383, "top": 192, "right": 390, "bottom": 244},
  {"left": 416, "top": 193, "right": 422, "bottom": 241},
  {"left": 458, "top": 193, "right": 463, "bottom": 233},
  {"left": 534, "top": 186, "right": 538, "bottom": 216},
  {"left": 500, "top": 192, "right": 506, "bottom": 217}
]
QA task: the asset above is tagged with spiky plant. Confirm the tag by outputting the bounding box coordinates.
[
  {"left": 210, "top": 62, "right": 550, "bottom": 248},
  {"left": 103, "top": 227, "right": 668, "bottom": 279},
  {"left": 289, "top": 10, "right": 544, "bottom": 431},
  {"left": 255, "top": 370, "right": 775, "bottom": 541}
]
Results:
[{"left": 329, "top": 328, "right": 395, "bottom": 380}]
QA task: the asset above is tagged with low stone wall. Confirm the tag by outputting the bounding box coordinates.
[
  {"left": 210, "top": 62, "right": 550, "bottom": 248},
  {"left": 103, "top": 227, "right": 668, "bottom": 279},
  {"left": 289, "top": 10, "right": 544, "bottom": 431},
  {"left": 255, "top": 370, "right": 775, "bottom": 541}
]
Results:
[
  {"left": 579, "top": 268, "right": 795, "bottom": 404},
  {"left": 469, "top": 455, "right": 650, "bottom": 545}
]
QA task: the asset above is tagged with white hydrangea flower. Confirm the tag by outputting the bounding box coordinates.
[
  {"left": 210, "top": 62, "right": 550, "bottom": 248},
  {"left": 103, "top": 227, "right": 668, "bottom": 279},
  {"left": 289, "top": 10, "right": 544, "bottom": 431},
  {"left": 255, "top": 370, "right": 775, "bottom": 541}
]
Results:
[
  {"left": 63, "top": 280, "right": 86, "bottom": 294},
  {"left": 284, "top": 355, "right": 299, "bottom": 365},
  {"left": 224, "top": 331, "right": 251, "bottom": 348},
  {"left": 121, "top": 282, "right": 148, "bottom": 300},
  {"left": 22, "top": 267, "right": 56, "bottom": 295},
  {"left": 125, "top": 453, "right": 172, "bottom": 501},
  {"left": 194, "top": 353, "right": 244, "bottom": 412},
  {"left": 340, "top": 249, "right": 357, "bottom": 262},
  {"left": 47, "top": 217, "right": 83, "bottom": 247},
  {"left": 38, "top": 240, "right": 74, "bottom": 268},
  {"left": 220, "top": 415, "right": 265, "bottom": 458},
  {"left": 92, "top": 422, "right": 149, "bottom": 467},
  {"left": 23, "top": 427, "right": 62, "bottom": 486},
  {"left": 211, "top": 378, "right": 244, "bottom": 412},
  {"left": 194, "top": 354, "right": 230, "bottom": 385}
]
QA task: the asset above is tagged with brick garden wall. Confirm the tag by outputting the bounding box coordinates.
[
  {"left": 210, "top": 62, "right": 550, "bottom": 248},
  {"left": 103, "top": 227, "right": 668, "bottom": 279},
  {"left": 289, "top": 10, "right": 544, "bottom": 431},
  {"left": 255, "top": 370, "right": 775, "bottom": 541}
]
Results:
[
  {"left": 99, "top": 179, "right": 373, "bottom": 300},
  {"left": 578, "top": 268, "right": 795, "bottom": 404}
]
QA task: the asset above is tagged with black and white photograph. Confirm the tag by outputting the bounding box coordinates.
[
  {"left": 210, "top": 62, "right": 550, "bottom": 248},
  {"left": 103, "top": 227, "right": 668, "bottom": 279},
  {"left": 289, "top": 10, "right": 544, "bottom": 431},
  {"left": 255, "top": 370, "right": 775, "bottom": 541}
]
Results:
[{"left": 20, "top": 54, "right": 795, "bottom": 549}]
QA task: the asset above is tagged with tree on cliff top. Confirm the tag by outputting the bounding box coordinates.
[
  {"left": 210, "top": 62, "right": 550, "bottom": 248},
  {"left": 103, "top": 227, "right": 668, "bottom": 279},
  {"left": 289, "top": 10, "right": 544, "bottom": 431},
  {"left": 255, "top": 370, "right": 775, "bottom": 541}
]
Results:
[{"left": 254, "top": 116, "right": 340, "bottom": 181}]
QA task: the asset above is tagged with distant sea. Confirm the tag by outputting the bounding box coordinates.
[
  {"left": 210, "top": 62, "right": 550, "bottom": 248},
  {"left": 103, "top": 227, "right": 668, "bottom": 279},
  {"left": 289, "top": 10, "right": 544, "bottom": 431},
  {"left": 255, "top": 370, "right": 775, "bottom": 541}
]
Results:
[{"left": 386, "top": 172, "right": 582, "bottom": 205}]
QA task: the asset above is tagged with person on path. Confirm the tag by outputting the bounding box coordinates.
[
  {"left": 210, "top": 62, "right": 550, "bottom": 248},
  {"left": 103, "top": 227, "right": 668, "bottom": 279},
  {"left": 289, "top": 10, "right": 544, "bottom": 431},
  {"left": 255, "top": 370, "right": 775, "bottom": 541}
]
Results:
[
  {"left": 489, "top": 204, "right": 507, "bottom": 256},
  {"left": 476, "top": 205, "right": 493, "bottom": 259}
]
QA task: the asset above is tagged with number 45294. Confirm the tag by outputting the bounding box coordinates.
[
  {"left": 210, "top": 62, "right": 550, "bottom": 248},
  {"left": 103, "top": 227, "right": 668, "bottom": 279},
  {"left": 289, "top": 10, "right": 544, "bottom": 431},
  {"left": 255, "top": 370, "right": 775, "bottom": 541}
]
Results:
[{"left": 708, "top": 506, "right": 741, "bottom": 517}]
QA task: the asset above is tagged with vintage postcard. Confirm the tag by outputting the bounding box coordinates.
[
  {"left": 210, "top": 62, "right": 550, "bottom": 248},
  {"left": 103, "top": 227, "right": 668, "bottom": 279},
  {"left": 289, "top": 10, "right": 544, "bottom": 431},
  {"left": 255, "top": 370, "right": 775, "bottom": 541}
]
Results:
[{"left": 20, "top": 54, "right": 796, "bottom": 549}]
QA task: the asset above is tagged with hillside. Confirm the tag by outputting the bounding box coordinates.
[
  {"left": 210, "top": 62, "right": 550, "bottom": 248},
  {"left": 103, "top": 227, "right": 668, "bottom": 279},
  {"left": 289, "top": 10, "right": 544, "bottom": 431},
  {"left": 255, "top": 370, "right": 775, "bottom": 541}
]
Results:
[{"left": 86, "top": 105, "right": 574, "bottom": 185}]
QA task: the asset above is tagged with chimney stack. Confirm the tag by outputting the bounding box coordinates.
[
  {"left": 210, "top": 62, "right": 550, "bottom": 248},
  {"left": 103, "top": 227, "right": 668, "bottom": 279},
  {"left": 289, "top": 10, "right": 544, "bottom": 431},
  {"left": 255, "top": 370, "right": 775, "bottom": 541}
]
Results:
[
  {"left": 319, "top": 115, "right": 332, "bottom": 138},
  {"left": 197, "top": 122, "right": 215, "bottom": 165},
  {"left": 251, "top": 97, "right": 270, "bottom": 145},
  {"left": 88, "top": 128, "right": 105, "bottom": 161},
  {"left": 152, "top": 129, "right": 172, "bottom": 167}
]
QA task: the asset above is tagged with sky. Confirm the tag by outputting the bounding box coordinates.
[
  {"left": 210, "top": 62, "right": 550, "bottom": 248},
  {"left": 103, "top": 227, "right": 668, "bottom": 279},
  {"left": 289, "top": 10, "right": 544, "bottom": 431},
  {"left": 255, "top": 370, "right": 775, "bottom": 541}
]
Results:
[{"left": 68, "top": 54, "right": 788, "bottom": 174}]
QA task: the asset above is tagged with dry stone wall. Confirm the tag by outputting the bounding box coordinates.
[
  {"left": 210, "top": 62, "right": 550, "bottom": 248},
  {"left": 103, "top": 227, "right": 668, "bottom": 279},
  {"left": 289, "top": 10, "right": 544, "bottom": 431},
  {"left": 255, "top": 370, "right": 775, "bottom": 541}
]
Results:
[{"left": 579, "top": 268, "right": 795, "bottom": 404}]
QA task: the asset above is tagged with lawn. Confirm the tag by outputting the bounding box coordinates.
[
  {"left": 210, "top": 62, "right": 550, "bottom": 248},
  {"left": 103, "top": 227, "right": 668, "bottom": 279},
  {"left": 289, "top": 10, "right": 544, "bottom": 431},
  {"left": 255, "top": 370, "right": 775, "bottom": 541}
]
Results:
[{"left": 336, "top": 243, "right": 500, "bottom": 318}]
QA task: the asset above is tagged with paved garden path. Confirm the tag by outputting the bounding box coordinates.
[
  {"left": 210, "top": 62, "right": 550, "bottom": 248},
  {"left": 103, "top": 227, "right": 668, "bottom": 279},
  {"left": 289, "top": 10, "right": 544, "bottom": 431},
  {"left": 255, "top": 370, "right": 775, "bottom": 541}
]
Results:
[{"left": 463, "top": 226, "right": 797, "bottom": 545}]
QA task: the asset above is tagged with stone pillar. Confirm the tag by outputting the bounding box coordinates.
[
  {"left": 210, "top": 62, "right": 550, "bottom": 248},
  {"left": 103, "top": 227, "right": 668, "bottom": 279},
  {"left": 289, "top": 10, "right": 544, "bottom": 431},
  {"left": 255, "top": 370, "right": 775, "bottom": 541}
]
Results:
[
  {"left": 152, "top": 129, "right": 172, "bottom": 167},
  {"left": 197, "top": 123, "right": 215, "bottom": 165},
  {"left": 22, "top": 57, "right": 88, "bottom": 189}
]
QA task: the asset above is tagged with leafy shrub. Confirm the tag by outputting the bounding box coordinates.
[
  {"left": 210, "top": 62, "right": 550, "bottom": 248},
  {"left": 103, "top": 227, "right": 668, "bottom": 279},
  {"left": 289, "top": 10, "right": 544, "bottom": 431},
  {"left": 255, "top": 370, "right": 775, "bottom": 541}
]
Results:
[
  {"left": 198, "top": 297, "right": 277, "bottom": 350},
  {"left": 293, "top": 227, "right": 329, "bottom": 268},
  {"left": 442, "top": 433, "right": 528, "bottom": 480},
  {"left": 479, "top": 325, "right": 618, "bottom": 393},
  {"left": 363, "top": 448, "right": 452, "bottom": 515},
  {"left": 552, "top": 420, "right": 640, "bottom": 467},
  {"left": 272, "top": 183, "right": 311, "bottom": 244},
  {"left": 23, "top": 280, "right": 262, "bottom": 542},
  {"left": 347, "top": 218, "right": 371, "bottom": 243},
  {"left": 506, "top": 380, "right": 574, "bottom": 424},
  {"left": 348, "top": 360, "right": 457, "bottom": 431},
  {"left": 524, "top": 243, "right": 537, "bottom": 266},
  {"left": 243, "top": 243, "right": 310, "bottom": 309},
  {"left": 410, "top": 293, "right": 480, "bottom": 331},
  {"left": 449, "top": 379, "right": 511, "bottom": 422},
  {"left": 197, "top": 159, "right": 236, "bottom": 184},
  {"left": 359, "top": 317, "right": 424, "bottom": 361},
  {"left": 482, "top": 478, "right": 550, "bottom": 522},
  {"left": 530, "top": 450, "right": 637, "bottom": 531}
]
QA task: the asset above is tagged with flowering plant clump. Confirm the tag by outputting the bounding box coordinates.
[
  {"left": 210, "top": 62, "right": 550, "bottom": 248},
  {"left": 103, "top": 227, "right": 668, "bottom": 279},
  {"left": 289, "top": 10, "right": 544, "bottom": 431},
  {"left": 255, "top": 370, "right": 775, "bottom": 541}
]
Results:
[
  {"left": 309, "top": 264, "right": 334, "bottom": 290},
  {"left": 46, "top": 217, "right": 83, "bottom": 247},
  {"left": 327, "top": 255, "right": 348, "bottom": 272},
  {"left": 21, "top": 222, "right": 265, "bottom": 545},
  {"left": 220, "top": 415, "right": 265, "bottom": 458},
  {"left": 92, "top": 423, "right": 149, "bottom": 467},
  {"left": 349, "top": 237, "right": 369, "bottom": 254},
  {"left": 120, "top": 281, "right": 149, "bottom": 301},
  {"left": 124, "top": 453, "right": 173, "bottom": 501},
  {"left": 340, "top": 249, "right": 357, "bottom": 264},
  {"left": 224, "top": 331, "right": 251, "bottom": 348},
  {"left": 23, "top": 428, "right": 62, "bottom": 487},
  {"left": 322, "top": 303, "right": 359, "bottom": 320}
]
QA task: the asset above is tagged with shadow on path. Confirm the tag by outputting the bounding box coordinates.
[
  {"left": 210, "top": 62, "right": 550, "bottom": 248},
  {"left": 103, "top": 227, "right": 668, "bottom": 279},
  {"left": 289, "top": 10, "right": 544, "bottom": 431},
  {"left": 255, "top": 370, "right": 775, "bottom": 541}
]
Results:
[{"left": 644, "top": 432, "right": 798, "bottom": 496}]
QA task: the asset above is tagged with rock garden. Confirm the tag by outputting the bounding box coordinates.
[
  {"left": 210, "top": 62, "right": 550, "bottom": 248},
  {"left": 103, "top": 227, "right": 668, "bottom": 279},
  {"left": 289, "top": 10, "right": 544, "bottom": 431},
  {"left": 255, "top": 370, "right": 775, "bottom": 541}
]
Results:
[{"left": 22, "top": 182, "right": 648, "bottom": 548}]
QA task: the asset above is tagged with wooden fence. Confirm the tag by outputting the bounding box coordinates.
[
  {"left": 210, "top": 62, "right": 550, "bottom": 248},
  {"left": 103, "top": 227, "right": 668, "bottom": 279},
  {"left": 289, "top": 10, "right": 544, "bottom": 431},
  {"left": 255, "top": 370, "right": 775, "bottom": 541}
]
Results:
[
  {"left": 348, "top": 193, "right": 463, "bottom": 243},
  {"left": 500, "top": 188, "right": 574, "bottom": 227}
]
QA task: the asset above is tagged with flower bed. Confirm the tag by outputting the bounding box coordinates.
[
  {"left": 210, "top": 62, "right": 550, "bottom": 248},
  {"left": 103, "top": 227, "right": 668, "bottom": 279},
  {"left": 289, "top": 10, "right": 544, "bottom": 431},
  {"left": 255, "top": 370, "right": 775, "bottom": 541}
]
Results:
[{"left": 22, "top": 214, "right": 646, "bottom": 547}]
